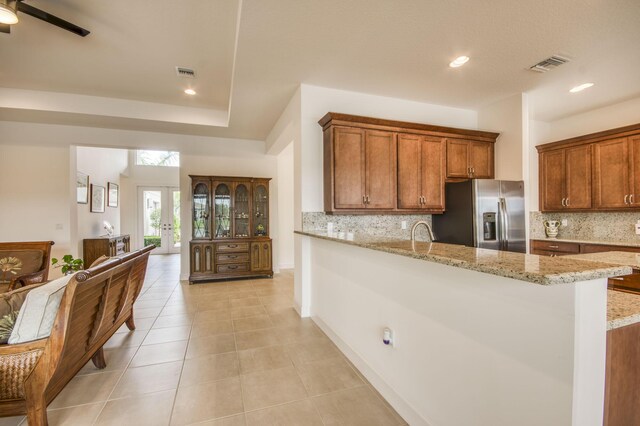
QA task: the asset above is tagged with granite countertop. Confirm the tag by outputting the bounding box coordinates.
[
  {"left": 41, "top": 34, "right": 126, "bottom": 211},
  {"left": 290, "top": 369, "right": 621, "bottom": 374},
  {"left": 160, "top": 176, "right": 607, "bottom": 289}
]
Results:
[
  {"left": 564, "top": 251, "right": 640, "bottom": 269},
  {"left": 296, "top": 231, "right": 631, "bottom": 285},
  {"left": 533, "top": 237, "right": 640, "bottom": 248},
  {"left": 607, "top": 290, "right": 640, "bottom": 330}
]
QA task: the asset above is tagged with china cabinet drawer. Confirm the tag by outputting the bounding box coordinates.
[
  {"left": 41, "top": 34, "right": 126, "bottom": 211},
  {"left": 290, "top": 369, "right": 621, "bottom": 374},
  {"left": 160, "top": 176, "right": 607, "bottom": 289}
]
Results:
[
  {"left": 216, "top": 243, "right": 249, "bottom": 253},
  {"left": 216, "top": 253, "right": 249, "bottom": 263},
  {"left": 216, "top": 263, "right": 249, "bottom": 274}
]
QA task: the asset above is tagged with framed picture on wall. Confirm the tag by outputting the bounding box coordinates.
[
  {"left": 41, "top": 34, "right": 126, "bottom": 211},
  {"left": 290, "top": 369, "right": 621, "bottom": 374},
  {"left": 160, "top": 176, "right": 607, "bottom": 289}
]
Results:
[
  {"left": 90, "top": 184, "right": 106, "bottom": 213},
  {"left": 77, "top": 172, "right": 89, "bottom": 204},
  {"left": 107, "top": 182, "right": 119, "bottom": 208}
]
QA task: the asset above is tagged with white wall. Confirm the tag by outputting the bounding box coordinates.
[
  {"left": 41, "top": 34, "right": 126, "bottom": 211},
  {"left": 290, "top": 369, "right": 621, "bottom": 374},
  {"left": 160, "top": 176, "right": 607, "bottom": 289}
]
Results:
[
  {"left": 120, "top": 152, "right": 180, "bottom": 250},
  {"left": 179, "top": 150, "right": 279, "bottom": 280},
  {"left": 477, "top": 93, "right": 526, "bottom": 181},
  {"left": 0, "top": 144, "right": 72, "bottom": 272},
  {"left": 305, "top": 235, "right": 607, "bottom": 426},
  {"left": 74, "top": 146, "right": 128, "bottom": 255},
  {"left": 276, "top": 143, "right": 295, "bottom": 269}
]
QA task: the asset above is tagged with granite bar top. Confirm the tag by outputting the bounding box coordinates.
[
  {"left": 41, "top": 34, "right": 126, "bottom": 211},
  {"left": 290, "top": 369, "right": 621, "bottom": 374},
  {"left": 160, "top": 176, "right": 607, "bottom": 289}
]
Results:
[
  {"left": 533, "top": 237, "right": 640, "bottom": 248},
  {"left": 607, "top": 290, "right": 640, "bottom": 330},
  {"left": 296, "top": 231, "right": 632, "bottom": 285}
]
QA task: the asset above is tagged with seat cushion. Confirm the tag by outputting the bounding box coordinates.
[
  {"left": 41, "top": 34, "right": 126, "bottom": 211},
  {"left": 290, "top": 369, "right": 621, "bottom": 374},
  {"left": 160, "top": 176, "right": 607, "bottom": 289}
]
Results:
[
  {"left": 8, "top": 274, "right": 75, "bottom": 344},
  {"left": 0, "top": 250, "right": 44, "bottom": 283}
]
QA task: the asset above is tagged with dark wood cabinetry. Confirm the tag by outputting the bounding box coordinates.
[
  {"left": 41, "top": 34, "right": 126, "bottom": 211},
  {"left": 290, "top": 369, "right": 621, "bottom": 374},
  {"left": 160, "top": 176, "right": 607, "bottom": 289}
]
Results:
[
  {"left": 320, "top": 113, "right": 498, "bottom": 214},
  {"left": 538, "top": 123, "right": 640, "bottom": 212},
  {"left": 83, "top": 235, "right": 130, "bottom": 267},
  {"left": 445, "top": 138, "right": 494, "bottom": 179},
  {"left": 189, "top": 175, "right": 272, "bottom": 283}
]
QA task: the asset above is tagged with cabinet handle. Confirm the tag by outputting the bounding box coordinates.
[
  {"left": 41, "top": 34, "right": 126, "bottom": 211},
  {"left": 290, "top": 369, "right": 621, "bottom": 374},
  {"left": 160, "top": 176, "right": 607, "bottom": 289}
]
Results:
[
  {"left": 548, "top": 245, "right": 559, "bottom": 249},
  {"left": 566, "top": 198, "right": 569, "bottom": 206},
  {"left": 561, "top": 198, "right": 565, "bottom": 207},
  {"left": 228, "top": 255, "right": 237, "bottom": 259},
  {"left": 228, "top": 244, "right": 237, "bottom": 248},
  {"left": 366, "top": 195, "right": 370, "bottom": 204},
  {"left": 363, "top": 195, "right": 366, "bottom": 204},
  {"left": 631, "top": 194, "right": 635, "bottom": 204},
  {"left": 625, "top": 194, "right": 629, "bottom": 205},
  {"left": 228, "top": 265, "right": 238, "bottom": 270}
]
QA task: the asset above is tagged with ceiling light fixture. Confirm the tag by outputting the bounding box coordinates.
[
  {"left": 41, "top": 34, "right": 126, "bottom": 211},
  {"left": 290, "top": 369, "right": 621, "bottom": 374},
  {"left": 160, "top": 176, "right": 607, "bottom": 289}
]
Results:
[
  {"left": 0, "top": 1, "right": 19, "bottom": 25},
  {"left": 449, "top": 56, "right": 470, "bottom": 68},
  {"left": 569, "top": 83, "right": 594, "bottom": 93},
  {"left": 184, "top": 89, "right": 196, "bottom": 96}
]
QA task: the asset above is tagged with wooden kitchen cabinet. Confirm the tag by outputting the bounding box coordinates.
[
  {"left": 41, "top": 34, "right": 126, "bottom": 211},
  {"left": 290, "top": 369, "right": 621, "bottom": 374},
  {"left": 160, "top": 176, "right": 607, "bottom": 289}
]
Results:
[
  {"left": 445, "top": 138, "right": 494, "bottom": 180},
  {"left": 251, "top": 240, "right": 272, "bottom": 272},
  {"left": 320, "top": 113, "right": 499, "bottom": 214},
  {"left": 537, "top": 122, "right": 640, "bottom": 212},
  {"left": 593, "top": 136, "right": 640, "bottom": 209},
  {"left": 539, "top": 145, "right": 592, "bottom": 211},
  {"left": 397, "top": 133, "right": 445, "bottom": 211}
]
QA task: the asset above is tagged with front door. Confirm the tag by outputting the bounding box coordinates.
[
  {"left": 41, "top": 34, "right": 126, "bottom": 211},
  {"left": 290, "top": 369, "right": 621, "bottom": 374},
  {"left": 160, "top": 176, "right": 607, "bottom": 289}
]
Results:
[{"left": 139, "top": 187, "right": 181, "bottom": 254}]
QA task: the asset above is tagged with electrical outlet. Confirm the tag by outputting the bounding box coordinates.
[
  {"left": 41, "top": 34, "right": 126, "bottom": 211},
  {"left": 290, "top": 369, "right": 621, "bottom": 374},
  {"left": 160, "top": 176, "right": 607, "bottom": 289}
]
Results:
[
  {"left": 635, "top": 220, "right": 640, "bottom": 235},
  {"left": 401, "top": 221, "right": 407, "bottom": 230},
  {"left": 561, "top": 219, "right": 568, "bottom": 227},
  {"left": 55, "top": 224, "right": 63, "bottom": 230}
]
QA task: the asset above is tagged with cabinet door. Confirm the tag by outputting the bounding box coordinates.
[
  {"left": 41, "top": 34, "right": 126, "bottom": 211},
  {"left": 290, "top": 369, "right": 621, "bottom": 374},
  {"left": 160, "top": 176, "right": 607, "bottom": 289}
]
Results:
[
  {"left": 628, "top": 136, "right": 640, "bottom": 207},
  {"left": 250, "top": 241, "right": 272, "bottom": 271},
  {"left": 365, "top": 130, "right": 397, "bottom": 209},
  {"left": 565, "top": 145, "right": 592, "bottom": 209},
  {"left": 540, "top": 150, "right": 565, "bottom": 211},
  {"left": 593, "top": 139, "right": 627, "bottom": 209},
  {"left": 397, "top": 133, "right": 422, "bottom": 209},
  {"left": 421, "top": 137, "right": 445, "bottom": 209},
  {"left": 469, "top": 141, "right": 493, "bottom": 178},
  {"left": 446, "top": 139, "right": 470, "bottom": 178},
  {"left": 191, "top": 243, "right": 214, "bottom": 274},
  {"left": 333, "top": 127, "right": 366, "bottom": 209}
]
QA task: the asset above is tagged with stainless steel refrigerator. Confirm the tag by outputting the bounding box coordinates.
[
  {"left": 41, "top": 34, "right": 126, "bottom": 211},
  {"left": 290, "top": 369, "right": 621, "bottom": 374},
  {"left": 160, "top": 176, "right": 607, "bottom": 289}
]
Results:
[{"left": 432, "top": 180, "right": 525, "bottom": 253}]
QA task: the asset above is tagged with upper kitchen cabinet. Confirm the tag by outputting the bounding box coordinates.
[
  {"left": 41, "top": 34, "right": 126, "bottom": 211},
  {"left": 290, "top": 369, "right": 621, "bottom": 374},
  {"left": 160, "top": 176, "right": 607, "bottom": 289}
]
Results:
[
  {"left": 319, "top": 113, "right": 499, "bottom": 214},
  {"left": 397, "top": 133, "right": 445, "bottom": 212},
  {"left": 537, "top": 123, "right": 640, "bottom": 212},
  {"left": 539, "top": 145, "right": 592, "bottom": 211},
  {"left": 445, "top": 139, "right": 494, "bottom": 180}
]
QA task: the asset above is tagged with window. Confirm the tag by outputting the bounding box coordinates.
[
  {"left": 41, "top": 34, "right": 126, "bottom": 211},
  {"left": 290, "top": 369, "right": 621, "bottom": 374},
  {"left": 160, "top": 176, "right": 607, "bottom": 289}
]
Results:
[{"left": 136, "top": 150, "right": 180, "bottom": 167}]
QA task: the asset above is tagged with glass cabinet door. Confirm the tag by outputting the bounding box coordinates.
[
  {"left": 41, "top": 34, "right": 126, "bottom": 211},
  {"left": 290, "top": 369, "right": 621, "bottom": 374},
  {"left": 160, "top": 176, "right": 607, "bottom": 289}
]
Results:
[
  {"left": 253, "top": 183, "right": 269, "bottom": 236},
  {"left": 192, "top": 182, "right": 210, "bottom": 239},
  {"left": 234, "top": 183, "right": 250, "bottom": 238},
  {"left": 214, "top": 183, "right": 231, "bottom": 238}
]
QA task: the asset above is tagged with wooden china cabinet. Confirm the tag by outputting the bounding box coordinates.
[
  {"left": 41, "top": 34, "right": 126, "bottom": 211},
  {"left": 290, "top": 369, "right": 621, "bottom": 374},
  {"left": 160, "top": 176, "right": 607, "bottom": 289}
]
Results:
[{"left": 189, "top": 175, "right": 272, "bottom": 283}]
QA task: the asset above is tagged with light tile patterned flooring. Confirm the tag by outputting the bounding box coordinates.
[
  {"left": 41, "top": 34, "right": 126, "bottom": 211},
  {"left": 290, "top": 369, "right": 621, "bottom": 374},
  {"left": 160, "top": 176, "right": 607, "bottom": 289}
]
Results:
[{"left": 1, "top": 254, "right": 406, "bottom": 426}]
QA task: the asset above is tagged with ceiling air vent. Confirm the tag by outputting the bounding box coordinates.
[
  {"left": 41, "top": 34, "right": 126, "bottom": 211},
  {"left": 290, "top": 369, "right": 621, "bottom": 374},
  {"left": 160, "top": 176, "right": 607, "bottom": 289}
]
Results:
[
  {"left": 175, "top": 67, "right": 196, "bottom": 78},
  {"left": 528, "top": 55, "right": 570, "bottom": 73}
]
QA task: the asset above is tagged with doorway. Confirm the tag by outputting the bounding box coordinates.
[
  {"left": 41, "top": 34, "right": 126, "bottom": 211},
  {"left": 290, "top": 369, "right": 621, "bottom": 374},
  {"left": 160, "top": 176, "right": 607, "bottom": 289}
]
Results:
[{"left": 138, "top": 186, "right": 181, "bottom": 254}]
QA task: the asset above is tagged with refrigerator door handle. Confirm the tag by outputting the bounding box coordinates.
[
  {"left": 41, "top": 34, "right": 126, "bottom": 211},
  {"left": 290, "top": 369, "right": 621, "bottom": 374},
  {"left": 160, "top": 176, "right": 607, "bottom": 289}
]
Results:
[{"left": 499, "top": 197, "right": 509, "bottom": 251}]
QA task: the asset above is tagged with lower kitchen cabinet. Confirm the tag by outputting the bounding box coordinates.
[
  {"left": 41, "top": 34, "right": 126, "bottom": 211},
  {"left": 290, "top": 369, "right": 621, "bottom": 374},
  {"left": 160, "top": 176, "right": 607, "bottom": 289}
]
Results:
[{"left": 605, "top": 322, "right": 640, "bottom": 426}]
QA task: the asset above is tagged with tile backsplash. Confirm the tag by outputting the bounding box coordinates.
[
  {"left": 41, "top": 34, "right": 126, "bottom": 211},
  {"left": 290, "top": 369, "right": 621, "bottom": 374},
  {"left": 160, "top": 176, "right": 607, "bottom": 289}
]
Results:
[
  {"left": 530, "top": 211, "right": 640, "bottom": 244},
  {"left": 302, "top": 212, "right": 433, "bottom": 241}
]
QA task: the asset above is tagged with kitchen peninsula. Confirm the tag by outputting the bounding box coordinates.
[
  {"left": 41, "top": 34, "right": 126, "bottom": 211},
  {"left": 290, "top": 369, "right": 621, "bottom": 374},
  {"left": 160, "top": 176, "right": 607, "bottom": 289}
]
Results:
[{"left": 295, "top": 230, "right": 634, "bottom": 426}]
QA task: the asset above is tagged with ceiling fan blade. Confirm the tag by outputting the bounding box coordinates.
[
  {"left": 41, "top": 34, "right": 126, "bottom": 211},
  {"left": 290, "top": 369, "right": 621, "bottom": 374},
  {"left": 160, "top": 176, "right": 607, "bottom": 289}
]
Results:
[
  {"left": 0, "top": 24, "right": 10, "bottom": 34},
  {"left": 16, "top": 2, "right": 90, "bottom": 37}
]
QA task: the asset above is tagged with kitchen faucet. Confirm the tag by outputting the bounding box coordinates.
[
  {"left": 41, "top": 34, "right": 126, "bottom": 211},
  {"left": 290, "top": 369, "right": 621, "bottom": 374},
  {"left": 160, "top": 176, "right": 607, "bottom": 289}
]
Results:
[{"left": 411, "top": 220, "right": 436, "bottom": 242}]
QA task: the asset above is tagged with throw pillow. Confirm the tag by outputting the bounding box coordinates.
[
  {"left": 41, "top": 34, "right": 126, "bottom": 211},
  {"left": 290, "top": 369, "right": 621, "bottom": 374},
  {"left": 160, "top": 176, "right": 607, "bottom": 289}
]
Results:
[
  {"left": 0, "top": 311, "right": 18, "bottom": 344},
  {"left": 90, "top": 255, "right": 110, "bottom": 268},
  {"left": 0, "top": 282, "right": 45, "bottom": 318},
  {"left": 0, "top": 250, "right": 44, "bottom": 283},
  {"left": 8, "top": 273, "right": 75, "bottom": 344}
]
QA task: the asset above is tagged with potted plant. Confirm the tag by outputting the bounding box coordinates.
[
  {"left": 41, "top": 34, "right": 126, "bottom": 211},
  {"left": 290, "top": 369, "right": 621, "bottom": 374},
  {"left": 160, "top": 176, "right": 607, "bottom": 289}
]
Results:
[{"left": 51, "top": 255, "right": 84, "bottom": 275}]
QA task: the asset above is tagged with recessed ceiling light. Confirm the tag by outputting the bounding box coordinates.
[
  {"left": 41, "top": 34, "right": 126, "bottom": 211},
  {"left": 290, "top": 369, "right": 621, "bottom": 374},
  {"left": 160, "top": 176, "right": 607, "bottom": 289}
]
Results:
[
  {"left": 184, "top": 89, "right": 196, "bottom": 95},
  {"left": 449, "top": 56, "right": 470, "bottom": 68},
  {"left": 0, "top": 2, "right": 19, "bottom": 25},
  {"left": 569, "top": 83, "right": 594, "bottom": 93}
]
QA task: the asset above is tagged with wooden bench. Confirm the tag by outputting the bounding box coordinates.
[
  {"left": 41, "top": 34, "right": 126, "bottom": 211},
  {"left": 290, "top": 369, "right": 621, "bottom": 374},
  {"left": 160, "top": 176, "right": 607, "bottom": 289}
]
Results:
[{"left": 0, "top": 245, "right": 154, "bottom": 425}]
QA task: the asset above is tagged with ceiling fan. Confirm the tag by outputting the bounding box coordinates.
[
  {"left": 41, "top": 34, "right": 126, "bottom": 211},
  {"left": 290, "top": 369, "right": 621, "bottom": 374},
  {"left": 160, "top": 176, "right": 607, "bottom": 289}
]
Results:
[{"left": 0, "top": 0, "right": 90, "bottom": 37}]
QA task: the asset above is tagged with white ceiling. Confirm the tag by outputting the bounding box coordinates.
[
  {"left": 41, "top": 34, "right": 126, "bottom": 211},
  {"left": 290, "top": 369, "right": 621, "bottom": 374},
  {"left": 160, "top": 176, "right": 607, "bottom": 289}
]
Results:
[{"left": 1, "top": 0, "right": 639, "bottom": 139}]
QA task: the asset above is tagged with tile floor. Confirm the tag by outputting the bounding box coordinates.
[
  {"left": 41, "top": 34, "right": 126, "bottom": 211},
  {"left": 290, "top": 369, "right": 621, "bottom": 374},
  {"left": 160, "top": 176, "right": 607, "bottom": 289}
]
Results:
[{"left": 1, "top": 254, "right": 406, "bottom": 426}]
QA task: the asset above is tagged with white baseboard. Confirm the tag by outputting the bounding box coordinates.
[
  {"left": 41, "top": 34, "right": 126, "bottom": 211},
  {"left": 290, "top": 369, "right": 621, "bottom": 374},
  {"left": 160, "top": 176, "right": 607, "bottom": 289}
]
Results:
[
  {"left": 312, "top": 316, "right": 430, "bottom": 426},
  {"left": 279, "top": 263, "right": 295, "bottom": 270},
  {"left": 179, "top": 273, "right": 189, "bottom": 281}
]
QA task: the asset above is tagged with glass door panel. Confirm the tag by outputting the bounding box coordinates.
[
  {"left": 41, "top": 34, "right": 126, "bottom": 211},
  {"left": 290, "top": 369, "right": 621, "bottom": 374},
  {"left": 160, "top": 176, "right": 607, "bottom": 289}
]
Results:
[
  {"left": 253, "top": 184, "right": 268, "bottom": 236},
  {"left": 214, "top": 183, "right": 231, "bottom": 238},
  {"left": 234, "top": 183, "right": 250, "bottom": 238},
  {"left": 142, "top": 189, "right": 163, "bottom": 252},
  {"left": 172, "top": 189, "right": 181, "bottom": 249},
  {"left": 139, "top": 187, "right": 180, "bottom": 254},
  {"left": 192, "top": 183, "right": 210, "bottom": 239}
]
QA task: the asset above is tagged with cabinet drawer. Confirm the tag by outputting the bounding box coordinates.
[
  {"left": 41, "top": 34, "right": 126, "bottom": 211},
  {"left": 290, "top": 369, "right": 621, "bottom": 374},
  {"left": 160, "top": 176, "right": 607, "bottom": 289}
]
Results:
[
  {"left": 531, "top": 240, "right": 580, "bottom": 254},
  {"left": 216, "top": 263, "right": 249, "bottom": 274},
  {"left": 609, "top": 272, "right": 640, "bottom": 294},
  {"left": 216, "top": 243, "right": 249, "bottom": 253},
  {"left": 216, "top": 253, "right": 249, "bottom": 264}
]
